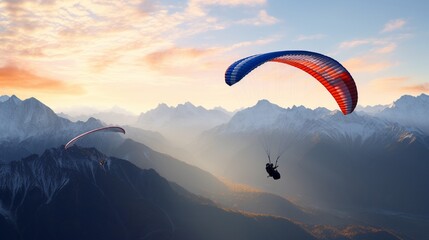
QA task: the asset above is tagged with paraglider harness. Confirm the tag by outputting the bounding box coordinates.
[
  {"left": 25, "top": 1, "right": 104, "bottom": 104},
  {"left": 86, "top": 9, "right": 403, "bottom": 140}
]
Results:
[{"left": 266, "top": 154, "right": 281, "bottom": 180}]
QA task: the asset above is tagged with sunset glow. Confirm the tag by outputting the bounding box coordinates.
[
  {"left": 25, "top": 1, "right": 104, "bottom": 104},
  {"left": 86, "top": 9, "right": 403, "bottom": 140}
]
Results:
[{"left": 1, "top": 0, "right": 428, "bottom": 113}]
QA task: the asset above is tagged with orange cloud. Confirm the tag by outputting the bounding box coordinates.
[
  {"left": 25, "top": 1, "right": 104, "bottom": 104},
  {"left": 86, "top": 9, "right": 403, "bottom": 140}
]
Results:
[
  {"left": 0, "top": 65, "right": 84, "bottom": 94},
  {"left": 146, "top": 47, "right": 215, "bottom": 63},
  {"left": 374, "top": 42, "right": 397, "bottom": 54},
  {"left": 143, "top": 47, "right": 220, "bottom": 74},
  {"left": 370, "top": 77, "right": 408, "bottom": 88},
  {"left": 370, "top": 77, "right": 429, "bottom": 94},
  {"left": 401, "top": 83, "right": 429, "bottom": 93},
  {"left": 343, "top": 57, "right": 392, "bottom": 73},
  {"left": 143, "top": 36, "right": 278, "bottom": 72}
]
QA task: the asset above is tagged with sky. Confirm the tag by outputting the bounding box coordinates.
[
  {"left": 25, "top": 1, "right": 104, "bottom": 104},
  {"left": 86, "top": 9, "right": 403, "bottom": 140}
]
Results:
[{"left": 0, "top": 0, "right": 428, "bottom": 114}]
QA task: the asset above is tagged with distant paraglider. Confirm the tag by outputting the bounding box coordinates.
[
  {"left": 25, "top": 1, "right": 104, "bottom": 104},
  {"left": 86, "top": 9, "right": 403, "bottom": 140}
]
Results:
[
  {"left": 225, "top": 50, "right": 358, "bottom": 180},
  {"left": 99, "top": 159, "right": 107, "bottom": 166},
  {"left": 64, "top": 126, "right": 126, "bottom": 150}
]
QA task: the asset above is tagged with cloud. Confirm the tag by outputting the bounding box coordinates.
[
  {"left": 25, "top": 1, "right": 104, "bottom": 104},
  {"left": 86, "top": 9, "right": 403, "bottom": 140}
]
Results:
[
  {"left": 339, "top": 38, "right": 400, "bottom": 51},
  {"left": 90, "top": 39, "right": 156, "bottom": 72},
  {"left": 0, "top": 0, "right": 235, "bottom": 74},
  {"left": 142, "top": 35, "right": 277, "bottom": 76},
  {"left": 189, "top": 0, "right": 265, "bottom": 8},
  {"left": 237, "top": 10, "right": 278, "bottom": 26},
  {"left": 370, "top": 77, "right": 429, "bottom": 94},
  {"left": 339, "top": 38, "right": 398, "bottom": 55},
  {"left": 0, "top": 0, "right": 270, "bottom": 71},
  {"left": 144, "top": 47, "right": 218, "bottom": 67},
  {"left": 339, "top": 39, "right": 372, "bottom": 49},
  {"left": 142, "top": 47, "right": 221, "bottom": 76},
  {"left": 374, "top": 42, "right": 396, "bottom": 54},
  {"left": 0, "top": 0, "right": 281, "bottom": 109},
  {"left": 143, "top": 34, "right": 277, "bottom": 66},
  {"left": 342, "top": 57, "right": 392, "bottom": 73},
  {"left": 401, "top": 83, "right": 429, "bottom": 93},
  {"left": 382, "top": 19, "right": 406, "bottom": 33},
  {"left": 295, "top": 34, "right": 325, "bottom": 41},
  {"left": 190, "top": 0, "right": 265, "bottom": 5},
  {"left": 0, "top": 65, "right": 84, "bottom": 94},
  {"left": 186, "top": 0, "right": 266, "bottom": 17},
  {"left": 370, "top": 77, "right": 408, "bottom": 87},
  {"left": 226, "top": 36, "right": 280, "bottom": 51}
]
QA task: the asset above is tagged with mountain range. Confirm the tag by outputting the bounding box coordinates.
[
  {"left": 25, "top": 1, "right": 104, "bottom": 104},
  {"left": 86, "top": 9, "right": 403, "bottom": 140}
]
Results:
[
  {"left": 1, "top": 94, "right": 428, "bottom": 239},
  {"left": 57, "top": 106, "right": 138, "bottom": 126},
  {"left": 135, "top": 102, "right": 232, "bottom": 145},
  {"left": 191, "top": 94, "right": 429, "bottom": 239},
  {"left": 376, "top": 94, "right": 429, "bottom": 134}
]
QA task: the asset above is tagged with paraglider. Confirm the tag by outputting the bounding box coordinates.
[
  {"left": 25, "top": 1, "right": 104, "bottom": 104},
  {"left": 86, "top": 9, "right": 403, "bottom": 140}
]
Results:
[
  {"left": 99, "top": 159, "right": 107, "bottom": 166},
  {"left": 64, "top": 126, "right": 126, "bottom": 150},
  {"left": 225, "top": 50, "right": 358, "bottom": 180},
  {"left": 225, "top": 50, "right": 358, "bottom": 115},
  {"left": 266, "top": 155, "right": 280, "bottom": 180}
]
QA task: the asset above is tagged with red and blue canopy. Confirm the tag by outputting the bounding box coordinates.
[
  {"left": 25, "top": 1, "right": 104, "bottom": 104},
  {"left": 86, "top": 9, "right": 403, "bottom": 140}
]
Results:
[{"left": 225, "top": 50, "right": 358, "bottom": 115}]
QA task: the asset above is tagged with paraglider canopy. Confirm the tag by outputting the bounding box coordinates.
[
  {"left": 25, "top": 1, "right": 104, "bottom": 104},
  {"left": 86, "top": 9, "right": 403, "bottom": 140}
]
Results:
[
  {"left": 64, "top": 126, "right": 126, "bottom": 150},
  {"left": 225, "top": 50, "right": 358, "bottom": 115}
]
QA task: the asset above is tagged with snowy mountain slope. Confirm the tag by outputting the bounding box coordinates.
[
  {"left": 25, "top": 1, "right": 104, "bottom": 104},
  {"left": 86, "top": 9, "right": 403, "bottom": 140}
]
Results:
[
  {"left": 376, "top": 94, "right": 429, "bottom": 134},
  {"left": 0, "top": 95, "right": 125, "bottom": 162},
  {"left": 0, "top": 95, "right": 10, "bottom": 102}
]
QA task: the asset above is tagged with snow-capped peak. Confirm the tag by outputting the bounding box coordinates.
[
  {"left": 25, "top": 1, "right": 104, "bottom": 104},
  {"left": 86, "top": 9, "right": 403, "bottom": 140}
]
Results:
[
  {"left": 383, "top": 94, "right": 429, "bottom": 110},
  {"left": 11, "top": 95, "right": 22, "bottom": 102},
  {"left": 376, "top": 93, "right": 429, "bottom": 134},
  {"left": 0, "top": 95, "right": 10, "bottom": 102}
]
